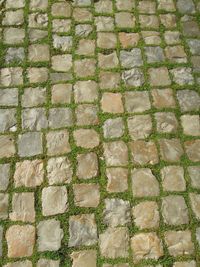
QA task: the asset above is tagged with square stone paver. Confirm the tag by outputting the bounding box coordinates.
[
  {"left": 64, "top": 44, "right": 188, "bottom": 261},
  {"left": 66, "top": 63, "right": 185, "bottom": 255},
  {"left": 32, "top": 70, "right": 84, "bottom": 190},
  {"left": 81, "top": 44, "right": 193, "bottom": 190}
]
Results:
[
  {"left": 71, "top": 250, "right": 97, "bottom": 267},
  {"left": 73, "top": 183, "right": 100, "bottom": 207},
  {"left": 17, "top": 132, "right": 43, "bottom": 157},
  {"left": 106, "top": 167, "right": 128, "bottom": 193}
]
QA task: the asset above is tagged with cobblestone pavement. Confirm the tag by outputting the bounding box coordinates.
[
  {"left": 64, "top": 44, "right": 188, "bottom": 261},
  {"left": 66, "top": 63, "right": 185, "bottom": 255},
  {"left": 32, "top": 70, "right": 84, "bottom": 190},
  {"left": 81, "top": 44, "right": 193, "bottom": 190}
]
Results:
[{"left": 0, "top": 0, "right": 200, "bottom": 266}]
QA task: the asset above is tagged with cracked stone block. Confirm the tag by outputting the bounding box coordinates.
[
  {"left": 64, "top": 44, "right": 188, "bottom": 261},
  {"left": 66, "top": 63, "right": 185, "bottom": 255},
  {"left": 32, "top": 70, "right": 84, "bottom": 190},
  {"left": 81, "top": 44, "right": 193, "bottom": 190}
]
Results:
[
  {"left": 184, "top": 140, "right": 200, "bottom": 162},
  {"left": 139, "top": 15, "right": 159, "bottom": 29},
  {"left": 0, "top": 68, "right": 23, "bottom": 87},
  {"left": 27, "top": 68, "right": 48, "bottom": 83},
  {"left": 53, "top": 35, "right": 72, "bottom": 52},
  {"left": 164, "top": 31, "right": 180, "bottom": 44},
  {"left": 99, "top": 227, "right": 129, "bottom": 258},
  {"left": 177, "top": 0, "right": 195, "bottom": 14},
  {"left": 37, "top": 259, "right": 60, "bottom": 267},
  {"left": 190, "top": 193, "right": 200, "bottom": 219},
  {"left": 6, "top": 0, "right": 25, "bottom": 8},
  {"left": 52, "top": 19, "right": 71, "bottom": 33},
  {"left": 46, "top": 129, "right": 71, "bottom": 156},
  {"left": 188, "top": 166, "right": 200, "bottom": 189},
  {"left": 68, "top": 214, "right": 97, "bottom": 247},
  {"left": 10, "top": 192, "right": 35, "bottom": 223},
  {"left": 0, "top": 193, "right": 9, "bottom": 219},
  {"left": 52, "top": 2, "right": 71, "bottom": 17},
  {"left": 95, "top": 16, "right": 114, "bottom": 32},
  {"left": 6, "top": 225, "right": 35, "bottom": 258},
  {"left": 18, "top": 132, "right": 43, "bottom": 157},
  {"left": 77, "top": 152, "right": 98, "bottom": 179},
  {"left": 106, "top": 167, "right": 128, "bottom": 193},
  {"left": 131, "top": 233, "right": 163, "bottom": 263},
  {"left": 98, "top": 51, "right": 118, "bottom": 69},
  {"left": 71, "top": 250, "right": 96, "bottom": 267},
  {"left": 49, "top": 108, "right": 73, "bottom": 128},
  {"left": 181, "top": 115, "right": 200, "bottom": 136},
  {"left": 73, "top": 183, "right": 100, "bottom": 207},
  {"left": 0, "top": 109, "right": 17, "bottom": 132},
  {"left": 119, "top": 32, "right": 140, "bottom": 48},
  {"left": 22, "top": 108, "right": 48, "bottom": 131},
  {"left": 177, "top": 90, "right": 200, "bottom": 112},
  {"left": 131, "top": 168, "right": 159, "bottom": 197},
  {"left": 165, "top": 45, "right": 187, "bottom": 63},
  {"left": 148, "top": 67, "right": 171, "bottom": 86},
  {"left": 120, "top": 49, "right": 142, "bottom": 68},
  {"left": 76, "top": 39, "right": 95, "bottom": 56},
  {"left": 0, "top": 135, "right": 15, "bottom": 158},
  {"left": 103, "top": 198, "right": 131, "bottom": 226},
  {"left": 162, "top": 196, "right": 189, "bottom": 225},
  {"left": 74, "top": 80, "right": 98, "bottom": 103},
  {"left": 132, "top": 201, "right": 159, "bottom": 229},
  {"left": 187, "top": 39, "right": 200, "bottom": 55},
  {"left": 6, "top": 47, "right": 25, "bottom": 63},
  {"left": 170, "top": 68, "right": 194, "bottom": 85},
  {"left": 52, "top": 54, "right": 72, "bottom": 72},
  {"left": 29, "top": 29, "right": 48, "bottom": 42},
  {"left": 128, "top": 115, "right": 152, "bottom": 140},
  {"left": 173, "top": 261, "right": 197, "bottom": 267},
  {"left": 161, "top": 166, "right": 186, "bottom": 192},
  {"left": 164, "top": 230, "right": 194, "bottom": 256},
  {"left": 74, "top": 129, "right": 100, "bottom": 149},
  {"left": 0, "top": 163, "right": 10, "bottom": 191},
  {"left": 94, "top": 0, "right": 113, "bottom": 14},
  {"left": 99, "top": 71, "right": 120, "bottom": 90},
  {"left": 97, "top": 33, "right": 117, "bottom": 49},
  {"left": 73, "top": 8, "right": 92, "bottom": 22},
  {"left": 103, "top": 118, "right": 124, "bottom": 139},
  {"left": 22, "top": 87, "right": 46, "bottom": 107},
  {"left": 76, "top": 104, "right": 98, "bottom": 126},
  {"left": 142, "top": 31, "right": 161, "bottom": 45},
  {"left": 14, "top": 159, "right": 44, "bottom": 187},
  {"left": 75, "top": 24, "right": 92, "bottom": 37},
  {"left": 30, "top": 0, "right": 48, "bottom": 10},
  {"left": 124, "top": 91, "right": 151, "bottom": 112},
  {"left": 29, "top": 13, "right": 48, "bottom": 28},
  {"left": 151, "top": 88, "right": 176, "bottom": 108},
  {"left": 3, "top": 260, "right": 32, "bottom": 267},
  {"left": 159, "top": 138, "right": 184, "bottom": 162},
  {"left": 103, "top": 141, "right": 128, "bottom": 166},
  {"left": 42, "top": 186, "right": 68, "bottom": 216},
  {"left": 28, "top": 44, "right": 50, "bottom": 62},
  {"left": 129, "top": 141, "right": 159, "bottom": 165},
  {"left": 139, "top": 0, "right": 156, "bottom": 13},
  {"left": 0, "top": 88, "right": 18, "bottom": 107},
  {"left": 160, "top": 14, "right": 177, "bottom": 28},
  {"left": 74, "top": 59, "right": 96, "bottom": 77},
  {"left": 47, "top": 157, "right": 72, "bottom": 185},
  {"left": 101, "top": 93, "right": 124, "bottom": 114},
  {"left": 51, "top": 84, "right": 72, "bottom": 104},
  {"left": 37, "top": 219, "right": 63, "bottom": 252},
  {"left": 115, "top": 12, "right": 135, "bottom": 28},
  {"left": 122, "top": 68, "right": 144, "bottom": 87},
  {"left": 155, "top": 112, "right": 178, "bottom": 133},
  {"left": 145, "top": 47, "right": 165, "bottom": 63},
  {"left": 3, "top": 28, "right": 25, "bottom": 44},
  {"left": 157, "top": 0, "right": 175, "bottom": 11}
]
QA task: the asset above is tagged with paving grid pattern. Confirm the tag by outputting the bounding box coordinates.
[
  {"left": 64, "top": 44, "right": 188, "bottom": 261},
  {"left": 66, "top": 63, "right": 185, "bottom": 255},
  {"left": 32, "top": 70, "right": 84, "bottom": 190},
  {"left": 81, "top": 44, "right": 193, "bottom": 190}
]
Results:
[{"left": 0, "top": 0, "right": 200, "bottom": 266}]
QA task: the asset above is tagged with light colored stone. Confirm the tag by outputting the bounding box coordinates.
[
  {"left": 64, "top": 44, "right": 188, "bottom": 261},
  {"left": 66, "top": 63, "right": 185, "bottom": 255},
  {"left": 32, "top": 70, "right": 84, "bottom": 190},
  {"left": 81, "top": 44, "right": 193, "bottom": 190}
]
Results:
[
  {"left": 142, "top": 31, "right": 161, "bottom": 45},
  {"left": 131, "top": 233, "right": 163, "bottom": 263},
  {"left": 164, "top": 31, "right": 180, "bottom": 44},
  {"left": 103, "top": 118, "right": 124, "bottom": 139},
  {"left": 6, "top": 225, "right": 35, "bottom": 258},
  {"left": 106, "top": 167, "right": 128, "bottom": 193},
  {"left": 128, "top": 115, "right": 152, "bottom": 140},
  {"left": 196, "top": 227, "right": 200, "bottom": 246},
  {"left": 10, "top": 192, "right": 35, "bottom": 222},
  {"left": 97, "top": 32, "right": 117, "bottom": 49},
  {"left": 99, "top": 227, "right": 129, "bottom": 258},
  {"left": 4, "top": 260, "right": 32, "bottom": 267},
  {"left": 30, "top": 0, "right": 48, "bottom": 10},
  {"left": 158, "top": 0, "right": 175, "bottom": 11},
  {"left": 139, "top": 15, "right": 159, "bottom": 29},
  {"left": 103, "top": 141, "right": 128, "bottom": 166},
  {"left": 0, "top": 163, "right": 10, "bottom": 191},
  {"left": 101, "top": 93, "right": 124, "bottom": 113},
  {"left": 155, "top": 112, "right": 178, "bottom": 133},
  {"left": 52, "top": 19, "right": 71, "bottom": 33},
  {"left": 74, "top": 59, "right": 96, "bottom": 77},
  {"left": 76, "top": 39, "right": 95, "bottom": 56},
  {"left": 52, "top": 2, "right": 71, "bottom": 17},
  {"left": 46, "top": 130, "right": 71, "bottom": 156},
  {"left": 177, "top": 0, "right": 195, "bottom": 14},
  {"left": 51, "top": 84, "right": 72, "bottom": 104},
  {"left": 22, "top": 108, "right": 48, "bottom": 131},
  {"left": 173, "top": 261, "right": 196, "bottom": 267},
  {"left": 184, "top": 140, "right": 200, "bottom": 162},
  {"left": 77, "top": 152, "right": 98, "bottom": 179},
  {"left": 75, "top": 24, "right": 93, "bottom": 37},
  {"left": 74, "top": 129, "right": 100, "bottom": 149},
  {"left": 151, "top": 88, "right": 176, "bottom": 108},
  {"left": 37, "top": 259, "right": 60, "bottom": 267},
  {"left": 98, "top": 51, "right": 118, "bottom": 69},
  {"left": 95, "top": 16, "right": 114, "bottom": 32},
  {"left": 122, "top": 68, "right": 144, "bottom": 87},
  {"left": 52, "top": 54, "right": 72, "bottom": 72},
  {"left": 170, "top": 67, "right": 194, "bottom": 85},
  {"left": 181, "top": 115, "right": 200, "bottom": 136},
  {"left": 71, "top": 250, "right": 96, "bottom": 267},
  {"left": 53, "top": 35, "right": 72, "bottom": 52},
  {"left": 160, "top": 14, "right": 177, "bottom": 28},
  {"left": 29, "top": 13, "right": 48, "bottom": 28},
  {"left": 94, "top": 0, "right": 113, "bottom": 13},
  {"left": 29, "top": 29, "right": 48, "bottom": 42},
  {"left": 124, "top": 91, "right": 151, "bottom": 112},
  {"left": 188, "top": 166, "right": 200, "bottom": 189},
  {"left": 131, "top": 168, "right": 159, "bottom": 197},
  {"left": 14, "top": 159, "right": 44, "bottom": 187},
  {"left": 37, "top": 219, "right": 63, "bottom": 252},
  {"left": 99, "top": 71, "right": 120, "bottom": 90},
  {"left": 6, "top": 0, "right": 25, "bottom": 8},
  {"left": 0, "top": 193, "right": 8, "bottom": 219},
  {"left": 159, "top": 138, "right": 184, "bottom": 162},
  {"left": 0, "top": 109, "right": 17, "bottom": 132},
  {"left": 148, "top": 67, "right": 171, "bottom": 86},
  {"left": 161, "top": 166, "right": 186, "bottom": 192},
  {"left": 22, "top": 87, "right": 46, "bottom": 107},
  {"left": 76, "top": 104, "right": 98, "bottom": 126},
  {"left": 3, "top": 10, "right": 24, "bottom": 26},
  {"left": 74, "top": 80, "right": 98, "bottom": 103},
  {"left": 18, "top": 132, "right": 43, "bottom": 157},
  {"left": 119, "top": 32, "right": 140, "bottom": 48},
  {"left": 73, "top": 184, "right": 100, "bottom": 208},
  {"left": 0, "top": 135, "right": 15, "bottom": 158},
  {"left": 190, "top": 193, "right": 200, "bottom": 219},
  {"left": 49, "top": 108, "right": 73, "bottom": 128},
  {"left": 120, "top": 49, "right": 142, "bottom": 68},
  {"left": 42, "top": 186, "right": 68, "bottom": 216},
  {"left": 145, "top": 46, "right": 165, "bottom": 63},
  {"left": 0, "top": 68, "right": 23, "bottom": 87},
  {"left": 177, "top": 90, "right": 200, "bottom": 112},
  {"left": 28, "top": 44, "right": 50, "bottom": 62},
  {"left": 73, "top": 7, "right": 92, "bottom": 22},
  {"left": 115, "top": 12, "right": 135, "bottom": 28},
  {"left": 0, "top": 88, "right": 18, "bottom": 107},
  {"left": 3, "top": 28, "right": 25, "bottom": 44},
  {"left": 28, "top": 68, "right": 48, "bottom": 83}
]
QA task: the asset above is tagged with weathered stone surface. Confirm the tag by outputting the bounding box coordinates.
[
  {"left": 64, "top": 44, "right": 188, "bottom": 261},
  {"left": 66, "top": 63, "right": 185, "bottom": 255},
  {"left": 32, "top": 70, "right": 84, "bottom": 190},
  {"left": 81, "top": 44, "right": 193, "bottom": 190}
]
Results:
[
  {"left": 184, "top": 140, "right": 200, "bottom": 162},
  {"left": 133, "top": 201, "right": 159, "bottom": 229},
  {"left": 95, "top": 16, "right": 114, "bottom": 32},
  {"left": 188, "top": 166, "right": 200, "bottom": 189},
  {"left": 0, "top": 89, "right": 18, "bottom": 107},
  {"left": 76, "top": 104, "right": 98, "bottom": 126},
  {"left": 190, "top": 193, "right": 200, "bottom": 219},
  {"left": 164, "top": 31, "right": 180, "bottom": 44},
  {"left": 42, "top": 186, "right": 68, "bottom": 216},
  {"left": 77, "top": 152, "right": 98, "bottom": 179},
  {"left": 30, "top": 0, "right": 48, "bottom": 10},
  {"left": 142, "top": 31, "right": 161, "bottom": 45},
  {"left": 6, "top": 48, "right": 25, "bottom": 63},
  {"left": 18, "top": 132, "right": 43, "bottom": 157},
  {"left": 177, "top": 90, "right": 200, "bottom": 112},
  {"left": 128, "top": 115, "right": 152, "bottom": 140},
  {"left": 46, "top": 130, "right": 71, "bottom": 156},
  {"left": 122, "top": 68, "right": 144, "bottom": 87},
  {"left": 187, "top": 39, "right": 200, "bottom": 55},
  {"left": 98, "top": 51, "right": 118, "bottom": 69},
  {"left": 177, "top": 0, "right": 195, "bottom": 14},
  {"left": 161, "top": 166, "right": 186, "bottom": 192},
  {"left": 159, "top": 138, "right": 184, "bottom": 162},
  {"left": 74, "top": 80, "right": 98, "bottom": 103},
  {"left": 103, "top": 141, "right": 128, "bottom": 166},
  {"left": 73, "top": 7, "right": 92, "bottom": 22},
  {"left": 77, "top": 39, "right": 95, "bottom": 56},
  {"left": 22, "top": 87, "right": 46, "bottom": 107},
  {"left": 27, "top": 68, "right": 48, "bottom": 83},
  {"left": 97, "top": 33, "right": 117, "bottom": 49},
  {"left": 6, "top": 225, "right": 35, "bottom": 258},
  {"left": 6, "top": 0, "right": 25, "bottom": 8},
  {"left": 10, "top": 192, "right": 35, "bottom": 222},
  {"left": 0, "top": 163, "right": 10, "bottom": 191},
  {"left": 131, "top": 233, "right": 163, "bottom": 262},
  {"left": 71, "top": 250, "right": 96, "bottom": 267},
  {"left": 0, "top": 109, "right": 17, "bottom": 132},
  {"left": 155, "top": 112, "right": 178, "bottom": 133},
  {"left": 0, "top": 68, "right": 23, "bottom": 87},
  {"left": 103, "top": 118, "right": 124, "bottom": 138},
  {"left": 119, "top": 32, "right": 140, "bottom": 48},
  {"left": 145, "top": 47, "right": 165, "bottom": 63},
  {"left": 52, "top": 54, "right": 72, "bottom": 72},
  {"left": 74, "top": 129, "right": 100, "bottom": 149},
  {"left": 37, "top": 219, "right": 63, "bottom": 252},
  {"left": 151, "top": 88, "right": 176, "bottom": 108},
  {"left": 52, "top": 19, "right": 71, "bottom": 33},
  {"left": 51, "top": 84, "right": 72, "bottom": 104},
  {"left": 181, "top": 115, "right": 200, "bottom": 136},
  {"left": 14, "top": 159, "right": 44, "bottom": 187},
  {"left": 191, "top": 56, "right": 200, "bottom": 72},
  {"left": 49, "top": 108, "right": 73, "bottom": 128},
  {"left": 106, "top": 167, "right": 128, "bottom": 193},
  {"left": 115, "top": 12, "right": 135, "bottom": 28},
  {"left": 29, "top": 13, "right": 48, "bottom": 28},
  {"left": 53, "top": 35, "right": 72, "bottom": 52},
  {"left": 116, "top": 0, "right": 134, "bottom": 10},
  {"left": 148, "top": 67, "right": 171, "bottom": 86},
  {"left": 0, "top": 135, "right": 15, "bottom": 158},
  {"left": 99, "top": 227, "right": 129, "bottom": 258},
  {"left": 99, "top": 71, "right": 120, "bottom": 90},
  {"left": 47, "top": 157, "right": 72, "bottom": 185},
  {"left": 158, "top": 0, "right": 175, "bottom": 11},
  {"left": 28, "top": 44, "right": 49, "bottom": 62},
  {"left": 37, "top": 259, "right": 60, "bottom": 267},
  {"left": 131, "top": 168, "right": 159, "bottom": 197},
  {"left": 3, "top": 28, "right": 25, "bottom": 44},
  {"left": 120, "top": 49, "right": 142, "bottom": 68},
  {"left": 94, "top": 0, "right": 113, "bottom": 14},
  {"left": 162, "top": 196, "right": 189, "bottom": 225},
  {"left": 139, "top": 0, "right": 156, "bottom": 13},
  {"left": 69, "top": 214, "right": 97, "bottom": 247},
  {"left": 4, "top": 261, "right": 32, "bottom": 267},
  {"left": 160, "top": 14, "right": 177, "bottom": 28},
  {"left": 173, "top": 261, "right": 196, "bottom": 267},
  {"left": 75, "top": 24, "right": 93, "bottom": 37},
  {"left": 124, "top": 91, "right": 151, "bottom": 112},
  {"left": 182, "top": 19, "right": 200, "bottom": 37},
  {"left": 73, "top": 184, "right": 100, "bottom": 207},
  {"left": 101, "top": 93, "right": 124, "bottom": 113},
  {"left": 52, "top": 2, "right": 71, "bottom": 17},
  {"left": 22, "top": 108, "right": 48, "bottom": 131},
  {"left": 74, "top": 59, "right": 96, "bottom": 77},
  {"left": 164, "top": 230, "right": 194, "bottom": 256},
  {"left": 29, "top": 29, "right": 48, "bottom": 42},
  {"left": 165, "top": 45, "right": 187, "bottom": 63},
  {"left": 139, "top": 15, "right": 159, "bottom": 29},
  {"left": 129, "top": 141, "right": 159, "bottom": 165},
  {"left": 0, "top": 193, "right": 9, "bottom": 219},
  {"left": 170, "top": 68, "right": 194, "bottom": 85}
]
